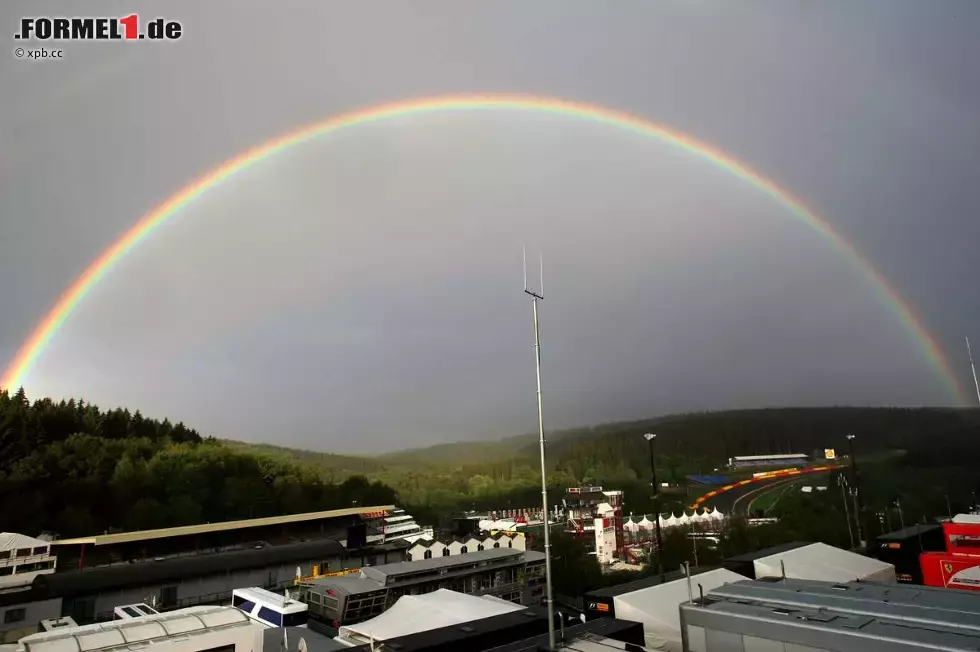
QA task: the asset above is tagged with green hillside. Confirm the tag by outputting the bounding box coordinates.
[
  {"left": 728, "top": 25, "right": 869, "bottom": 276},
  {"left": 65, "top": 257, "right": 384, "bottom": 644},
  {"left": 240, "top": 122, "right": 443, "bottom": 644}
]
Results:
[{"left": 225, "top": 406, "right": 980, "bottom": 522}]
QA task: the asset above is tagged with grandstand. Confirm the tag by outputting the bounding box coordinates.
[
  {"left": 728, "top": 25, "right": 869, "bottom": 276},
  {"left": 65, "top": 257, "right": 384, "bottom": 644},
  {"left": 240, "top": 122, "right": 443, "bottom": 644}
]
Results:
[{"left": 727, "top": 453, "right": 808, "bottom": 470}]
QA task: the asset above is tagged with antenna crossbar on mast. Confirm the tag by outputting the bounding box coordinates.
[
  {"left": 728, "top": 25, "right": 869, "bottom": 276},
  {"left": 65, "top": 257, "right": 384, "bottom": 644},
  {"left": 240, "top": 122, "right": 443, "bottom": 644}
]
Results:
[{"left": 523, "top": 246, "right": 544, "bottom": 300}]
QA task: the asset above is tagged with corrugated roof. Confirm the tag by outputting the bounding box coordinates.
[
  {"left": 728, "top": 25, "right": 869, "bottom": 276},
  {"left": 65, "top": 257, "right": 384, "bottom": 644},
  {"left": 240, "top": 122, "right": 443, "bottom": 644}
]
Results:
[
  {"left": 876, "top": 524, "right": 942, "bottom": 542},
  {"left": 708, "top": 577, "right": 980, "bottom": 632},
  {"left": 20, "top": 607, "right": 252, "bottom": 652},
  {"left": 364, "top": 548, "right": 529, "bottom": 579},
  {"left": 306, "top": 574, "right": 385, "bottom": 595},
  {"left": 305, "top": 549, "right": 545, "bottom": 595},
  {"left": 49, "top": 505, "right": 395, "bottom": 547},
  {"left": 39, "top": 539, "right": 346, "bottom": 597},
  {"left": 688, "top": 595, "right": 980, "bottom": 651}
]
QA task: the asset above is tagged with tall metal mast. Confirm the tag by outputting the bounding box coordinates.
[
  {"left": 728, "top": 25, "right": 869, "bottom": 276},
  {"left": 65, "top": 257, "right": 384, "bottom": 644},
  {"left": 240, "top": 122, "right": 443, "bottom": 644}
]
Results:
[
  {"left": 967, "top": 337, "right": 980, "bottom": 406},
  {"left": 524, "top": 247, "right": 556, "bottom": 651}
]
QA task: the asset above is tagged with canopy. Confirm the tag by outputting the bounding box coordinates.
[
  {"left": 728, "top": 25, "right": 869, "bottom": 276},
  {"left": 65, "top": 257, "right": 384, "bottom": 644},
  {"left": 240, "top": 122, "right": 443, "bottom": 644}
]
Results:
[
  {"left": 0, "top": 532, "right": 48, "bottom": 552},
  {"left": 753, "top": 542, "right": 896, "bottom": 583},
  {"left": 612, "top": 568, "right": 749, "bottom": 651},
  {"left": 336, "top": 589, "right": 524, "bottom": 643}
]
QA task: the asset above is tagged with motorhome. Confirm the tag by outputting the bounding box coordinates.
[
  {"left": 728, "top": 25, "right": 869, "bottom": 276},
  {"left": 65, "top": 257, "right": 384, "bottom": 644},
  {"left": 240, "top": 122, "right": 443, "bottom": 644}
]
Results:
[{"left": 231, "top": 587, "right": 308, "bottom": 628}]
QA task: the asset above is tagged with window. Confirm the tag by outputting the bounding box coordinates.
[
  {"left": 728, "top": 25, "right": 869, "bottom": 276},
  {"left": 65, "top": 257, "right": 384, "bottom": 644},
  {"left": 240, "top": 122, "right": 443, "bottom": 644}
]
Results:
[
  {"left": 282, "top": 612, "right": 308, "bottom": 627},
  {"left": 257, "top": 607, "right": 282, "bottom": 626},
  {"left": 32, "top": 546, "right": 48, "bottom": 556},
  {"left": 233, "top": 596, "right": 255, "bottom": 612},
  {"left": 477, "top": 544, "right": 485, "bottom": 551},
  {"left": 4, "top": 608, "right": 26, "bottom": 624},
  {"left": 460, "top": 546, "right": 468, "bottom": 554},
  {"left": 67, "top": 597, "right": 95, "bottom": 624},
  {"left": 15, "top": 549, "right": 31, "bottom": 558},
  {"left": 493, "top": 542, "right": 500, "bottom": 548},
  {"left": 423, "top": 550, "right": 433, "bottom": 560},
  {"left": 442, "top": 548, "right": 450, "bottom": 556},
  {"left": 0, "top": 567, "right": 11, "bottom": 576},
  {"left": 160, "top": 586, "right": 178, "bottom": 608}
]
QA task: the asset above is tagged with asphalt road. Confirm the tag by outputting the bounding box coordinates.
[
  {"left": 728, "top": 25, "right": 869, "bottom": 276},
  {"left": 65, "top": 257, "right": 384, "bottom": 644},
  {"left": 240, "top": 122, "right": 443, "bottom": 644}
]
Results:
[{"left": 697, "top": 471, "right": 832, "bottom": 517}]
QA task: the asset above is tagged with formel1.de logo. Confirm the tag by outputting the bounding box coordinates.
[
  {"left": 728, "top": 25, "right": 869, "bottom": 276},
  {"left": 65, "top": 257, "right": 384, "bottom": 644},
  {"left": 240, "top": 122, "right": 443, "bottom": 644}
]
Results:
[{"left": 14, "top": 15, "right": 182, "bottom": 41}]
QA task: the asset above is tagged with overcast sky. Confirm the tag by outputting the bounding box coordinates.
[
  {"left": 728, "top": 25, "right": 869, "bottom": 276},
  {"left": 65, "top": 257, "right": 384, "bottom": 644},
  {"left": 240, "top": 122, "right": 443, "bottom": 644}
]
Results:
[{"left": 1, "top": 1, "right": 978, "bottom": 453}]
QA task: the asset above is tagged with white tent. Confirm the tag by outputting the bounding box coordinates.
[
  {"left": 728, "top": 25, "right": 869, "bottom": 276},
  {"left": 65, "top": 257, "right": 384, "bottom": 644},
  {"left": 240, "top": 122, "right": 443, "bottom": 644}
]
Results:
[
  {"left": 612, "top": 568, "right": 749, "bottom": 651},
  {"left": 637, "top": 516, "right": 653, "bottom": 530},
  {"left": 753, "top": 542, "right": 896, "bottom": 583},
  {"left": 336, "top": 589, "right": 524, "bottom": 643},
  {"left": 0, "top": 532, "right": 49, "bottom": 552}
]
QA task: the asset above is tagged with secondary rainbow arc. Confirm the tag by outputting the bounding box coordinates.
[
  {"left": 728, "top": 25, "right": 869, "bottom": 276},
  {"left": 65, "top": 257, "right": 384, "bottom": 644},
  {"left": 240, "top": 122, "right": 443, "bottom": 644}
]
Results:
[{"left": 0, "top": 93, "right": 967, "bottom": 404}]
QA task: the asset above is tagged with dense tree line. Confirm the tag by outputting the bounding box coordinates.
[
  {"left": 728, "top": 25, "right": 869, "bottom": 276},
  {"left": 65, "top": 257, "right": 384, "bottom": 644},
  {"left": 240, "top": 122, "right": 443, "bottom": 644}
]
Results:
[
  {"left": 3, "top": 386, "right": 978, "bottom": 540},
  {"left": 233, "top": 406, "right": 980, "bottom": 523},
  {"left": 0, "top": 389, "right": 396, "bottom": 538}
]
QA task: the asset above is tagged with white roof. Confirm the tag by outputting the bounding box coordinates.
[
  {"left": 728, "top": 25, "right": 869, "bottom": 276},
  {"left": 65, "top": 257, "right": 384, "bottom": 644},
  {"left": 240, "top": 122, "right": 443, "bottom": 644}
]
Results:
[
  {"left": 753, "top": 542, "right": 896, "bottom": 583},
  {"left": 337, "top": 589, "right": 524, "bottom": 642},
  {"left": 19, "top": 607, "right": 252, "bottom": 652},
  {"left": 0, "top": 533, "right": 49, "bottom": 552},
  {"left": 953, "top": 513, "right": 980, "bottom": 524},
  {"left": 613, "top": 568, "right": 749, "bottom": 651},
  {"left": 233, "top": 587, "right": 307, "bottom": 614}
]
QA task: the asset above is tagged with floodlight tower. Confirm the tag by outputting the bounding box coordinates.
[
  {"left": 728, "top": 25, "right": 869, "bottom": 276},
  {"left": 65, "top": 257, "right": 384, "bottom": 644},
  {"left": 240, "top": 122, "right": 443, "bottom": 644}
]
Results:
[
  {"left": 524, "top": 247, "right": 556, "bottom": 651},
  {"left": 644, "top": 433, "right": 666, "bottom": 582}
]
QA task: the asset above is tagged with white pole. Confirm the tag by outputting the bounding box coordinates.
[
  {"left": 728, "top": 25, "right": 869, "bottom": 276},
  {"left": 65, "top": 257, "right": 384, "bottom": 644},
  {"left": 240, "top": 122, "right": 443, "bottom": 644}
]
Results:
[
  {"left": 967, "top": 337, "right": 980, "bottom": 405},
  {"left": 532, "top": 295, "right": 556, "bottom": 651},
  {"left": 525, "top": 248, "right": 556, "bottom": 651}
]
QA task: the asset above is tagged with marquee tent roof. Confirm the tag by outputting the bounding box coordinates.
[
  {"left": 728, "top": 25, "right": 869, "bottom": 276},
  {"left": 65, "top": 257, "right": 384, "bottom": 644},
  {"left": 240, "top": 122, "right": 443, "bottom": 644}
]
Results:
[
  {"left": 336, "top": 588, "right": 525, "bottom": 643},
  {"left": 752, "top": 541, "right": 896, "bottom": 583}
]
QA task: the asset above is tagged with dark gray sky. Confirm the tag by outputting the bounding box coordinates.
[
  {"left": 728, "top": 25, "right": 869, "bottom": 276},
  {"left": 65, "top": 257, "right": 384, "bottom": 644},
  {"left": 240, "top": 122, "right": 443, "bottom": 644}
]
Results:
[{"left": 1, "top": 1, "right": 978, "bottom": 453}]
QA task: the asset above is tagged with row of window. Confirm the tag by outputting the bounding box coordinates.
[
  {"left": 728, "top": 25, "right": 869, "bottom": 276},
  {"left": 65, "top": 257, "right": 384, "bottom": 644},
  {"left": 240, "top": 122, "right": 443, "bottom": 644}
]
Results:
[
  {"left": 0, "top": 560, "right": 56, "bottom": 576},
  {"left": 420, "top": 540, "right": 513, "bottom": 559},
  {"left": 0, "top": 547, "right": 49, "bottom": 560}
]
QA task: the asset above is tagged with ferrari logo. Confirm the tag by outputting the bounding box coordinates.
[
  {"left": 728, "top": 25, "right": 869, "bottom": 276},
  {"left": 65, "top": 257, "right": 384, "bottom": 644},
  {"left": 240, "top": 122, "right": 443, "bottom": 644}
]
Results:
[{"left": 944, "top": 562, "right": 954, "bottom": 573}]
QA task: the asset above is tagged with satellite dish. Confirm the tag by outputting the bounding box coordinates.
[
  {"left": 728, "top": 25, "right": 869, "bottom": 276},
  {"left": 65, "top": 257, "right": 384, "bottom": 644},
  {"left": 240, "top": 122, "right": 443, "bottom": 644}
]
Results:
[{"left": 298, "top": 638, "right": 308, "bottom": 652}]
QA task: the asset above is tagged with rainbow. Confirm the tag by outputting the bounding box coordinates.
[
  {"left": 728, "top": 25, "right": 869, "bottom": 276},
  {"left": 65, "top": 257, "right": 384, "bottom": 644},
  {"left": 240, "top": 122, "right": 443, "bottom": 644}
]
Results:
[{"left": 0, "top": 93, "right": 968, "bottom": 403}]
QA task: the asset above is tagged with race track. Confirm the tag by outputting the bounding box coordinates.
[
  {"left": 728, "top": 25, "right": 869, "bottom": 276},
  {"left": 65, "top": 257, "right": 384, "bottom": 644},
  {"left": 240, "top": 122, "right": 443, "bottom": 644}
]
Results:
[{"left": 691, "top": 466, "right": 841, "bottom": 517}]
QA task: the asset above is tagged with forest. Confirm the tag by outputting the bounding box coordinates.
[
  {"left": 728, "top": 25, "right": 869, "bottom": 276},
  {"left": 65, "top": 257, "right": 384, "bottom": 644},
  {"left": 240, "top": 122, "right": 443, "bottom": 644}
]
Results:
[
  {"left": 233, "top": 406, "right": 980, "bottom": 527},
  {"left": 2, "top": 386, "right": 979, "bottom": 541},
  {"left": 0, "top": 388, "right": 396, "bottom": 537}
]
